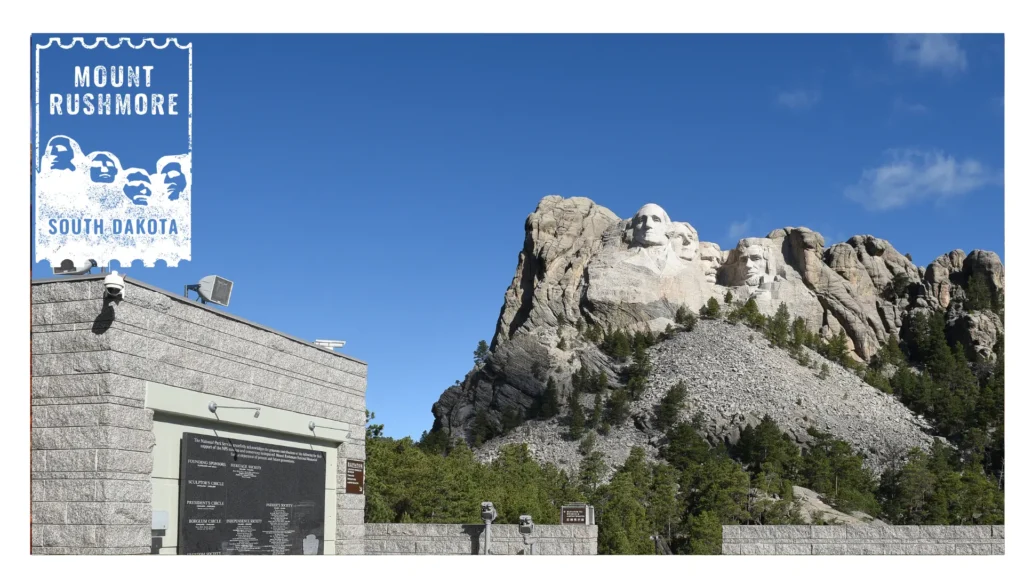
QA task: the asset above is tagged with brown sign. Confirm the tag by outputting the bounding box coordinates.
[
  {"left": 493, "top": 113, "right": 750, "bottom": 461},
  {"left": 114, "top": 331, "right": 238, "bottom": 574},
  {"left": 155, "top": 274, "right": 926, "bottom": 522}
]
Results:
[
  {"left": 560, "top": 505, "right": 587, "bottom": 524},
  {"left": 345, "top": 459, "right": 364, "bottom": 494}
]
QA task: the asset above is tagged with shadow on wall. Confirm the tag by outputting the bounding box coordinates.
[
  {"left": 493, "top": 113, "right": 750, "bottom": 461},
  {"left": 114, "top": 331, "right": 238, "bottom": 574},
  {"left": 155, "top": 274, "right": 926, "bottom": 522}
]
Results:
[
  {"left": 463, "top": 525, "right": 483, "bottom": 555},
  {"left": 92, "top": 301, "right": 116, "bottom": 335}
]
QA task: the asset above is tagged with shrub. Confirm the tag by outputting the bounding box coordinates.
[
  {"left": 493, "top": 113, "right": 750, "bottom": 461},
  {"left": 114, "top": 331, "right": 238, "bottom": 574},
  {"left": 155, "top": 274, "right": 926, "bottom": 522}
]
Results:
[
  {"left": 675, "top": 305, "right": 698, "bottom": 332},
  {"left": 700, "top": 297, "right": 722, "bottom": 319},
  {"left": 817, "top": 363, "right": 830, "bottom": 380}
]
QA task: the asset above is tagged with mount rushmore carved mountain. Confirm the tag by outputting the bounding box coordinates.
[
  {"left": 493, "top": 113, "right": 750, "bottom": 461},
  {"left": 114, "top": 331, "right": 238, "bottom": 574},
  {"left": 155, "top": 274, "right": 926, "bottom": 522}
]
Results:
[{"left": 430, "top": 196, "right": 1004, "bottom": 472}]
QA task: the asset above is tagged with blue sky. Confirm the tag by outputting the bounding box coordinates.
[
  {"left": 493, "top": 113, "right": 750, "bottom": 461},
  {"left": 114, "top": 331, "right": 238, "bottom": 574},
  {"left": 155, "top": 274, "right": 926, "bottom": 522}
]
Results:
[{"left": 31, "top": 34, "right": 1005, "bottom": 440}]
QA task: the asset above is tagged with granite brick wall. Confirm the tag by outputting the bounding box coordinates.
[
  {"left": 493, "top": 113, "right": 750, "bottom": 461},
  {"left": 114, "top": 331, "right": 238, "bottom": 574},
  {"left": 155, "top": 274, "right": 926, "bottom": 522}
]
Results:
[
  {"left": 31, "top": 277, "right": 368, "bottom": 555},
  {"left": 364, "top": 524, "right": 598, "bottom": 555},
  {"left": 722, "top": 525, "right": 1005, "bottom": 555}
]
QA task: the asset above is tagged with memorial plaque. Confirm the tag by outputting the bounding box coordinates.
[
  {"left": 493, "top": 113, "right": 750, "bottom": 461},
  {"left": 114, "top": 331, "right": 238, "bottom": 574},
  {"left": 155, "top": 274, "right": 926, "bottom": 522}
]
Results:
[
  {"left": 345, "top": 460, "right": 364, "bottom": 494},
  {"left": 561, "top": 504, "right": 587, "bottom": 525},
  {"left": 177, "top": 433, "right": 327, "bottom": 555}
]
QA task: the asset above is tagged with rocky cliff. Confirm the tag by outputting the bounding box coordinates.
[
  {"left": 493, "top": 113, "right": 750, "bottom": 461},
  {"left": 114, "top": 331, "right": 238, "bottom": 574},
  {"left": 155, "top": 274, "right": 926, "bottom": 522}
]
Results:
[{"left": 431, "top": 196, "right": 1004, "bottom": 466}]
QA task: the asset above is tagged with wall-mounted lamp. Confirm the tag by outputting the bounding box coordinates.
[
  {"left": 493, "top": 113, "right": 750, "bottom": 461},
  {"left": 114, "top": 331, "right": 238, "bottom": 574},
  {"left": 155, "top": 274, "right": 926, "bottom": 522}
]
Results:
[
  {"left": 208, "top": 401, "right": 260, "bottom": 418},
  {"left": 308, "top": 421, "right": 346, "bottom": 433}
]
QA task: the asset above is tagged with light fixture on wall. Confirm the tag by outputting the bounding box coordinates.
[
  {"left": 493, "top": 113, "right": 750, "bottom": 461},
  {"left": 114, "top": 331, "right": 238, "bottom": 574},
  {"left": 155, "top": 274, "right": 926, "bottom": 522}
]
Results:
[
  {"left": 308, "top": 421, "right": 347, "bottom": 433},
  {"left": 208, "top": 401, "right": 260, "bottom": 418}
]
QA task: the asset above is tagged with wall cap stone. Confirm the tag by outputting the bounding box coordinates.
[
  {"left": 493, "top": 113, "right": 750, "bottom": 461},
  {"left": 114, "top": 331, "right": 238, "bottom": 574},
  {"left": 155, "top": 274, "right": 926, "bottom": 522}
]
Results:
[{"left": 33, "top": 276, "right": 366, "bottom": 366}]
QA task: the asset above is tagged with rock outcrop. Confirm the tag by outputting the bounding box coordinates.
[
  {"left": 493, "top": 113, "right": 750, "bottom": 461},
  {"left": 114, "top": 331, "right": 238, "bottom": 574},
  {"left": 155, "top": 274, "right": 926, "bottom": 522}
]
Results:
[
  {"left": 473, "top": 320, "right": 936, "bottom": 475},
  {"left": 431, "top": 196, "right": 1004, "bottom": 454}
]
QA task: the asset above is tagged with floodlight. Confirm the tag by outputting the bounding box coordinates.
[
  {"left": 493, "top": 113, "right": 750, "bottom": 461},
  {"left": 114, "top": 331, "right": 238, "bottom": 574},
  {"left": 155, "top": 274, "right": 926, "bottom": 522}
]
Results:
[{"left": 185, "top": 275, "right": 233, "bottom": 306}]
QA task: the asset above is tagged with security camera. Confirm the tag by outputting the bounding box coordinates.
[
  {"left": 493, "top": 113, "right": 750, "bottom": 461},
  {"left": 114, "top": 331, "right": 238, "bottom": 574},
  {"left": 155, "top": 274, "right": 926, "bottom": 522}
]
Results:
[
  {"left": 518, "top": 515, "right": 534, "bottom": 535},
  {"left": 480, "top": 502, "right": 498, "bottom": 523},
  {"left": 103, "top": 271, "right": 126, "bottom": 299}
]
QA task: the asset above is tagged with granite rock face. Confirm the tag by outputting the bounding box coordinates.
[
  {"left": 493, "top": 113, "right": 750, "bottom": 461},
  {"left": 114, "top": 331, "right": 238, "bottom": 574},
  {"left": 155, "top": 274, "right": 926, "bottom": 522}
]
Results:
[
  {"left": 473, "top": 320, "right": 937, "bottom": 475},
  {"left": 431, "top": 196, "right": 1004, "bottom": 451}
]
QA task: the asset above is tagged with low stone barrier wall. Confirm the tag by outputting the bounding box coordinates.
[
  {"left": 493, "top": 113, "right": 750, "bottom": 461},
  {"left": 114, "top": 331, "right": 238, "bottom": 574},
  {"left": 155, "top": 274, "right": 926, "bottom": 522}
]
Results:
[
  {"left": 364, "top": 523, "right": 598, "bottom": 555},
  {"left": 722, "top": 525, "right": 1004, "bottom": 555}
]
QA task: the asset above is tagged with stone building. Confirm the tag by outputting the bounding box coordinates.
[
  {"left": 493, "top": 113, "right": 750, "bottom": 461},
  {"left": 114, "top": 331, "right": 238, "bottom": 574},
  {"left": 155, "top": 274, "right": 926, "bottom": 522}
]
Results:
[{"left": 30, "top": 275, "right": 368, "bottom": 555}]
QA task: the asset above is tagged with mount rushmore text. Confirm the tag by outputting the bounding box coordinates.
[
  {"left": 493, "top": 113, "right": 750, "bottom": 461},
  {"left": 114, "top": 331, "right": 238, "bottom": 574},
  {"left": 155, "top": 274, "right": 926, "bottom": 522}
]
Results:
[{"left": 49, "top": 65, "right": 180, "bottom": 116}]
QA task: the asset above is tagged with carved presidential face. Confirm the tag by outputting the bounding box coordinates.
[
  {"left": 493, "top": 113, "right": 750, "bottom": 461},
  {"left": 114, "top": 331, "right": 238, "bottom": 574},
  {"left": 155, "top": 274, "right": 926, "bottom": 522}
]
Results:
[
  {"left": 161, "top": 161, "right": 187, "bottom": 200},
  {"left": 630, "top": 204, "right": 670, "bottom": 247},
  {"left": 90, "top": 154, "right": 118, "bottom": 183},
  {"left": 675, "top": 223, "right": 698, "bottom": 261},
  {"left": 47, "top": 137, "right": 76, "bottom": 171},
  {"left": 123, "top": 172, "right": 153, "bottom": 206},
  {"left": 737, "top": 244, "right": 769, "bottom": 286}
]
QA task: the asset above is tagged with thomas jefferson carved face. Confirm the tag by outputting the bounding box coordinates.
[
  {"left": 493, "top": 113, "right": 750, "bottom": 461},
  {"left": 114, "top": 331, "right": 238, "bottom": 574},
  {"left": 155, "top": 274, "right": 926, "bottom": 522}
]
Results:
[
  {"left": 630, "top": 204, "right": 671, "bottom": 248},
  {"left": 675, "top": 223, "right": 698, "bottom": 261}
]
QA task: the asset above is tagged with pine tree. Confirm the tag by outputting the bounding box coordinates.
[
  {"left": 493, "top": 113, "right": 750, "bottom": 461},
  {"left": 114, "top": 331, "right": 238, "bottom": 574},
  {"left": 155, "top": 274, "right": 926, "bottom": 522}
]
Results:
[
  {"left": 675, "top": 304, "right": 698, "bottom": 331},
  {"left": 568, "top": 389, "right": 586, "bottom": 440},
  {"left": 654, "top": 381, "right": 687, "bottom": 431},
  {"left": 700, "top": 297, "right": 721, "bottom": 319},
  {"left": 765, "top": 302, "right": 790, "bottom": 347},
  {"left": 606, "top": 389, "right": 630, "bottom": 426},
  {"left": 537, "top": 377, "right": 560, "bottom": 419},
  {"left": 578, "top": 445, "right": 608, "bottom": 500},
  {"left": 626, "top": 344, "right": 652, "bottom": 400},
  {"left": 965, "top": 274, "right": 994, "bottom": 311},
  {"left": 684, "top": 511, "right": 722, "bottom": 555},
  {"left": 473, "top": 340, "right": 489, "bottom": 365},
  {"left": 790, "top": 316, "right": 810, "bottom": 349},
  {"left": 603, "top": 329, "right": 633, "bottom": 361},
  {"left": 591, "top": 389, "right": 606, "bottom": 430}
]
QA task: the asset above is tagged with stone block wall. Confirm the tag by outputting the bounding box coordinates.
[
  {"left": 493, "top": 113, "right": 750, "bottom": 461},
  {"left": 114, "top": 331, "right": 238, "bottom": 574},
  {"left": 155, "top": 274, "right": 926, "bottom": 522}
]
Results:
[
  {"left": 722, "top": 525, "right": 1005, "bottom": 555},
  {"left": 31, "top": 277, "right": 368, "bottom": 554},
  {"left": 364, "top": 524, "right": 598, "bottom": 555}
]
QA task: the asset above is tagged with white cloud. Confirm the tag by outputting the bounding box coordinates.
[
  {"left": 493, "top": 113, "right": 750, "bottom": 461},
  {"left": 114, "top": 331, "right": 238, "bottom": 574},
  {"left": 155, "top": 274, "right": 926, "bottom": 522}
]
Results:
[
  {"left": 891, "top": 34, "right": 967, "bottom": 76},
  {"left": 844, "top": 149, "right": 1000, "bottom": 211},
  {"left": 893, "top": 96, "right": 928, "bottom": 115},
  {"left": 777, "top": 89, "right": 821, "bottom": 109},
  {"left": 728, "top": 218, "right": 752, "bottom": 239}
]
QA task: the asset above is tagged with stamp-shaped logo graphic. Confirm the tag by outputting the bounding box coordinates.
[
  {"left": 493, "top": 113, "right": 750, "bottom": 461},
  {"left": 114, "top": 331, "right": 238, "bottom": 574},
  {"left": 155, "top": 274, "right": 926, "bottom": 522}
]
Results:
[{"left": 33, "top": 36, "right": 192, "bottom": 267}]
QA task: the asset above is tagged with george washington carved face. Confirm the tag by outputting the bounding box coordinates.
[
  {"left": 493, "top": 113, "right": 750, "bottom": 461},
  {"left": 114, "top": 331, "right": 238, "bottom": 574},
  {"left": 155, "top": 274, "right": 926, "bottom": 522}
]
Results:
[{"left": 629, "top": 204, "right": 671, "bottom": 248}]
